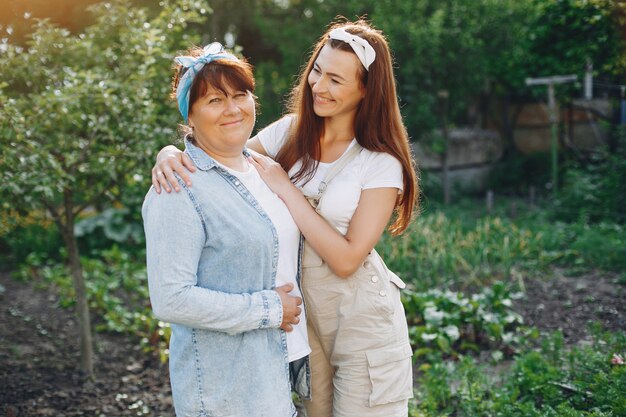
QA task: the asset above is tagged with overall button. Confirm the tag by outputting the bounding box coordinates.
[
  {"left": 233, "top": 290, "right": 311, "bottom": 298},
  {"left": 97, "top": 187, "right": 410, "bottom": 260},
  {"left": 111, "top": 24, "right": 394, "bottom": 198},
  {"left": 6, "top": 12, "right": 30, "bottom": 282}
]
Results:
[
  {"left": 234, "top": 180, "right": 241, "bottom": 186},
  {"left": 370, "top": 275, "right": 379, "bottom": 283},
  {"left": 379, "top": 290, "right": 387, "bottom": 297}
]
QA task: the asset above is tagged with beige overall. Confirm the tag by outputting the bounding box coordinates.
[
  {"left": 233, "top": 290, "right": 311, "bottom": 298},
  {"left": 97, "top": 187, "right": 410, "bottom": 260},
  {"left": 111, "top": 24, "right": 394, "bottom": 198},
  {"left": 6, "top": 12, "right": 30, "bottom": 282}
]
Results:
[{"left": 300, "top": 144, "right": 413, "bottom": 417}]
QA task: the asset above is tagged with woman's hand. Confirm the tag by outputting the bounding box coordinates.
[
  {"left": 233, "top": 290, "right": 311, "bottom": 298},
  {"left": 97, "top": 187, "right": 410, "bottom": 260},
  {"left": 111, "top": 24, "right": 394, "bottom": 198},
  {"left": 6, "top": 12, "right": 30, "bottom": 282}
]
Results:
[
  {"left": 275, "top": 283, "right": 303, "bottom": 332},
  {"left": 248, "top": 151, "right": 297, "bottom": 200},
  {"left": 151, "top": 145, "right": 197, "bottom": 194}
]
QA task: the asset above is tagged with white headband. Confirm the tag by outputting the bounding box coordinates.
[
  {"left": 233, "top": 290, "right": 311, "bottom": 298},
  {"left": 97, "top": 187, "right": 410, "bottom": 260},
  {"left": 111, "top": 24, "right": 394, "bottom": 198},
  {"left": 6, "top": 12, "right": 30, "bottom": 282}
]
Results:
[{"left": 328, "top": 28, "right": 376, "bottom": 71}]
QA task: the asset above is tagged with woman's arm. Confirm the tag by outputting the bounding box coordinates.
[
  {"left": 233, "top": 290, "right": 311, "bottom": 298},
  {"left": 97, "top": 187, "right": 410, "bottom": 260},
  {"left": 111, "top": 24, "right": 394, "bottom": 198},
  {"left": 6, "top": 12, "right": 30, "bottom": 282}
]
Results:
[
  {"left": 143, "top": 179, "right": 301, "bottom": 334},
  {"left": 151, "top": 138, "right": 268, "bottom": 193},
  {"left": 249, "top": 154, "right": 397, "bottom": 278}
]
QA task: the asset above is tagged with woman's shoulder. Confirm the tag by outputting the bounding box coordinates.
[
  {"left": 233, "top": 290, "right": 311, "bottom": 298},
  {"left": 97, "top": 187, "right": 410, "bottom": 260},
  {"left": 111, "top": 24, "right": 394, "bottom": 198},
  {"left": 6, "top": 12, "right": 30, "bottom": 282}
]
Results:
[
  {"left": 257, "top": 114, "right": 298, "bottom": 158},
  {"left": 356, "top": 146, "right": 401, "bottom": 167},
  {"left": 352, "top": 146, "right": 403, "bottom": 187}
]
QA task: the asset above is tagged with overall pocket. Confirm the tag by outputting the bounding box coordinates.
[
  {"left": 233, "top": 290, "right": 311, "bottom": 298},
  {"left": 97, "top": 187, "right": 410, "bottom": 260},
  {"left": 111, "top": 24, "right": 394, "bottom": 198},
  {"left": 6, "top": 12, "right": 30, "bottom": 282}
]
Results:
[{"left": 365, "top": 343, "right": 414, "bottom": 407}]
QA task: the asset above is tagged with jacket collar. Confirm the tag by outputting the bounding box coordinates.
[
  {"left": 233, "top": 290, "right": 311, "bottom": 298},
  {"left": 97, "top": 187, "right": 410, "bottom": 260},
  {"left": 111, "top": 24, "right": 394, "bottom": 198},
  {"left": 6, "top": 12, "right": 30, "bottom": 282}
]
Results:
[
  {"left": 184, "top": 136, "right": 252, "bottom": 171},
  {"left": 184, "top": 136, "right": 217, "bottom": 171}
]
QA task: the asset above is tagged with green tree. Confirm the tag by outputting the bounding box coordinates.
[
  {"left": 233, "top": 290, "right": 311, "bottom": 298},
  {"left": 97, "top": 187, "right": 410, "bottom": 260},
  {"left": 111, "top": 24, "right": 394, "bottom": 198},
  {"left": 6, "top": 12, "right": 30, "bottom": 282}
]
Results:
[
  {"left": 0, "top": 0, "right": 209, "bottom": 377},
  {"left": 372, "top": 0, "right": 535, "bottom": 138},
  {"left": 243, "top": 0, "right": 376, "bottom": 128},
  {"left": 525, "top": 0, "right": 624, "bottom": 80}
]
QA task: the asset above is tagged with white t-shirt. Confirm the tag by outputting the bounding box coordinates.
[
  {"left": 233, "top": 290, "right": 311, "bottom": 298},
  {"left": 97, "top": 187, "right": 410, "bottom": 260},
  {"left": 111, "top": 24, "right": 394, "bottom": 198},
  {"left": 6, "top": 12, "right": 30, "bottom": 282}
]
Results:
[
  {"left": 220, "top": 161, "right": 311, "bottom": 362},
  {"left": 257, "top": 116, "right": 404, "bottom": 235}
]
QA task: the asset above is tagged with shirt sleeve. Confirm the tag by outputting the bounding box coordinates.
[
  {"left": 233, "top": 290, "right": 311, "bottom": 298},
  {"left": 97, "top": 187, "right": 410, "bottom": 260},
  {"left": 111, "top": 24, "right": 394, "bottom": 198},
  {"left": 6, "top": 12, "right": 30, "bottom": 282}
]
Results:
[
  {"left": 142, "top": 178, "right": 283, "bottom": 335},
  {"left": 256, "top": 116, "right": 295, "bottom": 158},
  {"left": 362, "top": 151, "right": 404, "bottom": 191}
]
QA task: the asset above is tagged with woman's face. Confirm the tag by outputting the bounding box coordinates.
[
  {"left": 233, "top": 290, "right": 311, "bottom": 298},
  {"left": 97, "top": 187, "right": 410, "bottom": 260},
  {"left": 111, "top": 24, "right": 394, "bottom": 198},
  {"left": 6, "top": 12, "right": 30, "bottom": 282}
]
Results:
[
  {"left": 307, "top": 44, "right": 365, "bottom": 121},
  {"left": 188, "top": 84, "right": 255, "bottom": 155}
]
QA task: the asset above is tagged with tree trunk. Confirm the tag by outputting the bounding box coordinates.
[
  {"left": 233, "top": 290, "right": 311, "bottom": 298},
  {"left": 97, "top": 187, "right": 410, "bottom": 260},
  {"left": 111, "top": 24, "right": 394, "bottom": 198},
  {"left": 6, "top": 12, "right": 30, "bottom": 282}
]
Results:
[
  {"left": 438, "top": 90, "right": 451, "bottom": 205},
  {"left": 442, "top": 149, "right": 450, "bottom": 205},
  {"left": 61, "top": 191, "right": 94, "bottom": 378}
]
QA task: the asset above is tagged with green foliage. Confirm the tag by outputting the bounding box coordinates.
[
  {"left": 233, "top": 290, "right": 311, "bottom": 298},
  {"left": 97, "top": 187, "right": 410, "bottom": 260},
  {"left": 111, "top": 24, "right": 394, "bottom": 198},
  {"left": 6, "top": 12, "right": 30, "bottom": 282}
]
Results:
[
  {"left": 531, "top": 219, "right": 626, "bottom": 272},
  {"left": 378, "top": 211, "right": 556, "bottom": 290},
  {"left": 413, "top": 328, "right": 626, "bottom": 416},
  {"left": 488, "top": 152, "right": 552, "bottom": 194},
  {"left": 403, "top": 282, "right": 531, "bottom": 362},
  {"left": 566, "top": 222, "right": 626, "bottom": 270},
  {"left": 374, "top": 0, "right": 536, "bottom": 136},
  {"left": 0, "top": 0, "right": 208, "bottom": 372},
  {"left": 553, "top": 149, "right": 626, "bottom": 225},
  {"left": 526, "top": 0, "right": 624, "bottom": 79},
  {"left": 379, "top": 201, "right": 626, "bottom": 291},
  {"left": 0, "top": 0, "right": 208, "bottom": 217},
  {"left": 0, "top": 210, "right": 62, "bottom": 268},
  {"left": 3, "top": 0, "right": 624, "bottom": 144},
  {"left": 14, "top": 246, "right": 170, "bottom": 360},
  {"left": 75, "top": 207, "right": 145, "bottom": 251}
]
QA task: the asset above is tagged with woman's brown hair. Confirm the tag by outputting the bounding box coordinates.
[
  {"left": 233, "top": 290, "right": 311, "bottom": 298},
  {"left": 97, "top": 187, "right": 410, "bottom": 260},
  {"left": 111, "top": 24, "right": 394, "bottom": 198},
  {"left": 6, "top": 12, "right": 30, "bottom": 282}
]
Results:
[{"left": 275, "top": 19, "right": 419, "bottom": 235}]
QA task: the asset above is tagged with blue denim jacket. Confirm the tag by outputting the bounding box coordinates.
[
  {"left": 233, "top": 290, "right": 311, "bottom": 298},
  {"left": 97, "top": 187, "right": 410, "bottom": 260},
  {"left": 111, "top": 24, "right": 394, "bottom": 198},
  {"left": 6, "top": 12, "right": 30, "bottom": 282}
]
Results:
[{"left": 142, "top": 139, "right": 297, "bottom": 417}]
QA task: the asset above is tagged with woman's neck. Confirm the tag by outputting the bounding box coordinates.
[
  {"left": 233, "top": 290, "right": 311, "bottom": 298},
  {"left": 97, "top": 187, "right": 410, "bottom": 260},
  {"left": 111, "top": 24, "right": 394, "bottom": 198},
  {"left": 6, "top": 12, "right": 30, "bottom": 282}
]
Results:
[
  {"left": 322, "top": 114, "right": 355, "bottom": 144},
  {"left": 318, "top": 116, "right": 355, "bottom": 163}
]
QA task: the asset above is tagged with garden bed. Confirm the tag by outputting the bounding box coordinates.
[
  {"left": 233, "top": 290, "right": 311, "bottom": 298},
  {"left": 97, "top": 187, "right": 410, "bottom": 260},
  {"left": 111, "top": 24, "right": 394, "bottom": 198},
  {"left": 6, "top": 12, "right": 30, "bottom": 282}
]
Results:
[{"left": 1, "top": 268, "right": 623, "bottom": 416}]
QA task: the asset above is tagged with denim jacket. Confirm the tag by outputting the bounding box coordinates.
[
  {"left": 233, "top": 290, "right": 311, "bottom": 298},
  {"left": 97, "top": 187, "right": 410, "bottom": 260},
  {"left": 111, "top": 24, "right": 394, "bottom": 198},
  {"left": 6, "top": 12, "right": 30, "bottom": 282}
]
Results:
[{"left": 142, "top": 139, "right": 298, "bottom": 417}]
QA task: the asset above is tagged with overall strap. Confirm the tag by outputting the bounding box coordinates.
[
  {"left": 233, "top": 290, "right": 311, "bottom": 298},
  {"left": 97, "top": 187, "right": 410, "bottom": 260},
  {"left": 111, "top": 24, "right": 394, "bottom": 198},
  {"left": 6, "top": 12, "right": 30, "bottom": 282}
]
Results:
[{"left": 317, "top": 142, "right": 363, "bottom": 195}]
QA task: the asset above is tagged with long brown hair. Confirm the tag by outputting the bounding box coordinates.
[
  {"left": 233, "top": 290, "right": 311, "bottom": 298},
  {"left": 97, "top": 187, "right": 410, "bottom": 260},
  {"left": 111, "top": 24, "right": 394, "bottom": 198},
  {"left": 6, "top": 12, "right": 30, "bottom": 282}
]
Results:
[{"left": 276, "top": 19, "right": 419, "bottom": 235}]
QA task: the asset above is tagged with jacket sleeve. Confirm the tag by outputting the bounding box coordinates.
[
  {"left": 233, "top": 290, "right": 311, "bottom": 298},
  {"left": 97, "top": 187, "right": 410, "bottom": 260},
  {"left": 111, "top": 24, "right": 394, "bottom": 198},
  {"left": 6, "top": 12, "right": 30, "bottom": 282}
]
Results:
[{"left": 142, "top": 185, "right": 283, "bottom": 335}]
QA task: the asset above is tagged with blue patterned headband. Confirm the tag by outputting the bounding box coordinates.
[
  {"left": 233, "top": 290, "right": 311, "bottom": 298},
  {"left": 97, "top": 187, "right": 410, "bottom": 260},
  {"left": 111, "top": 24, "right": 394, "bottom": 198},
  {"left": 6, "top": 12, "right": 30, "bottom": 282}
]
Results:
[{"left": 174, "top": 42, "right": 238, "bottom": 123}]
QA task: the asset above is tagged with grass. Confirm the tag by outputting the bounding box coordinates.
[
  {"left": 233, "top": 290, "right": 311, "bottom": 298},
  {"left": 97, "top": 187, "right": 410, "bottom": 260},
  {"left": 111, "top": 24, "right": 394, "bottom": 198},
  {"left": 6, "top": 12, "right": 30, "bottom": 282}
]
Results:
[{"left": 378, "top": 198, "right": 626, "bottom": 293}]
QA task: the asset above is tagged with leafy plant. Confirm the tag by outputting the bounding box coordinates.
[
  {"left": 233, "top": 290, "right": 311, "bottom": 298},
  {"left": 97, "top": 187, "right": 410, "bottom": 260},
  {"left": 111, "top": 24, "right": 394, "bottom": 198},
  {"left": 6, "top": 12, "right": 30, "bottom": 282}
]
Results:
[
  {"left": 414, "top": 327, "right": 626, "bottom": 416},
  {"left": 403, "top": 281, "right": 530, "bottom": 362},
  {"left": 14, "top": 246, "right": 171, "bottom": 361}
]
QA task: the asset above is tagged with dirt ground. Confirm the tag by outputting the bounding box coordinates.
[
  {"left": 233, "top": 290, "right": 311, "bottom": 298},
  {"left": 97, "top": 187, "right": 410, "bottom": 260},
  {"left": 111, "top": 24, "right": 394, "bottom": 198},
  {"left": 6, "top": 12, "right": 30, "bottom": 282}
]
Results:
[{"left": 1, "top": 269, "right": 624, "bottom": 417}]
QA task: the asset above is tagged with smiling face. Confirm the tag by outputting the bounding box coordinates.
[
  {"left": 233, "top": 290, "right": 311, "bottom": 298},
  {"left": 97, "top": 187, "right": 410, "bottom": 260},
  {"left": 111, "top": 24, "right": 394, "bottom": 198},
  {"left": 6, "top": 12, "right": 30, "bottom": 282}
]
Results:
[
  {"left": 188, "top": 83, "right": 256, "bottom": 157},
  {"left": 307, "top": 44, "right": 365, "bottom": 122}
]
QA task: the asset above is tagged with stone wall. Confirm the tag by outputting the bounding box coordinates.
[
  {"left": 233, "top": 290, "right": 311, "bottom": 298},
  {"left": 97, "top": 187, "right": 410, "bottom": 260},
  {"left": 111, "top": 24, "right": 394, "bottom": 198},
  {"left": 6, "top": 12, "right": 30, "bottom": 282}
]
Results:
[
  {"left": 412, "top": 129, "right": 502, "bottom": 192},
  {"left": 411, "top": 98, "right": 613, "bottom": 194}
]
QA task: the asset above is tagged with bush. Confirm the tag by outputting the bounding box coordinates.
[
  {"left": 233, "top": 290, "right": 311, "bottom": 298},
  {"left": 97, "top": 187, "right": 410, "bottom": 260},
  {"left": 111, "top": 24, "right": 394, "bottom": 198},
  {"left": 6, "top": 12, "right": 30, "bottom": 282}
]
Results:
[
  {"left": 0, "top": 210, "right": 62, "bottom": 269},
  {"left": 487, "top": 152, "right": 552, "bottom": 196},
  {"left": 553, "top": 150, "right": 626, "bottom": 224}
]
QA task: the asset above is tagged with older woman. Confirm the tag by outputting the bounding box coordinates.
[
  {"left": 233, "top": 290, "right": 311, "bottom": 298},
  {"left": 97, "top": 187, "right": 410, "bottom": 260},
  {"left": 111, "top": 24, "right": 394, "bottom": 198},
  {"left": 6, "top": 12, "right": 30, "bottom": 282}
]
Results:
[{"left": 142, "top": 43, "right": 309, "bottom": 417}]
